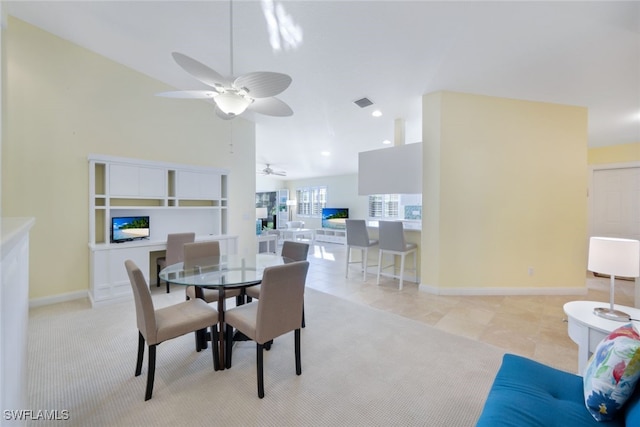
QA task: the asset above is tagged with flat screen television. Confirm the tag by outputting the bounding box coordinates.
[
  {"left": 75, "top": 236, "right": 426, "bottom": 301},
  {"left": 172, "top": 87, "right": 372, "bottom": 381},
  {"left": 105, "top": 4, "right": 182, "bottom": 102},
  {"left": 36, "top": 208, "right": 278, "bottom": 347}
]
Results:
[
  {"left": 321, "top": 208, "right": 348, "bottom": 229},
  {"left": 111, "top": 216, "right": 150, "bottom": 243}
]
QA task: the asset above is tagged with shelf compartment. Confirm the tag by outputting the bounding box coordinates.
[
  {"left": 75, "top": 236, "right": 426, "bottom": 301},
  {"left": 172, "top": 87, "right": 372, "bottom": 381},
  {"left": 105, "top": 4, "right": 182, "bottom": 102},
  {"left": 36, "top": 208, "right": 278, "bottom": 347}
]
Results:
[
  {"left": 94, "top": 163, "right": 106, "bottom": 195},
  {"left": 110, "top": 198, "right": 164, "bottom": 207},
  {"left": 94, "top": 209, "right": 106, "bottom": 244},
  {"left": 178, "top": 200, "right": 217, "bottom": 207}
]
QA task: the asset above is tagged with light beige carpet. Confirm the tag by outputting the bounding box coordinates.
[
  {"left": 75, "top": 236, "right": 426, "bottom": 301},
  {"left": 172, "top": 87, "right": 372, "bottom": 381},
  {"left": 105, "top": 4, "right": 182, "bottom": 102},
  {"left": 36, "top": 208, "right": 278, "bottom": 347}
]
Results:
[{"left": 27, "top": 288, "right": 505, "bottom": 426}]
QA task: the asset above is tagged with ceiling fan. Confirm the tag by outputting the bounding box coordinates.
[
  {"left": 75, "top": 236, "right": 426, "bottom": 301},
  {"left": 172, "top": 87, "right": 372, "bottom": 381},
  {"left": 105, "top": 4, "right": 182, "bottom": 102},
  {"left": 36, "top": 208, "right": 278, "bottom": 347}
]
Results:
[
  {"left": 156, "top": 1, "right": 293, "bottom": 120},
  {"left": 258, "top": 164, "right": 287, "bottom": 177}
]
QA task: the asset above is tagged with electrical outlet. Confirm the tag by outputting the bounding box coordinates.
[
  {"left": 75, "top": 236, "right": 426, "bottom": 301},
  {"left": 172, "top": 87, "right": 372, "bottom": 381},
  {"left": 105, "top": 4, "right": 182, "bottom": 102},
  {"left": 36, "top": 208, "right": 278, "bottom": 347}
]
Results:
[{"left": 528, "top": 267, "right": 534, "bottom": 276}]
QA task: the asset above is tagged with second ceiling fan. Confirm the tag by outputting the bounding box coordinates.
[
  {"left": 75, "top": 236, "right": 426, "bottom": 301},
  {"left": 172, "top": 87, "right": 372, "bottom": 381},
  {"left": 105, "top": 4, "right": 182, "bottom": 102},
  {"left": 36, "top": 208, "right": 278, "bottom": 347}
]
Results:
[
  {"left": 258, "top": 164, "right": 287, "bottom": 177},
  {"left": 157, "top": 1, "right": 293, "bottom": 120}
]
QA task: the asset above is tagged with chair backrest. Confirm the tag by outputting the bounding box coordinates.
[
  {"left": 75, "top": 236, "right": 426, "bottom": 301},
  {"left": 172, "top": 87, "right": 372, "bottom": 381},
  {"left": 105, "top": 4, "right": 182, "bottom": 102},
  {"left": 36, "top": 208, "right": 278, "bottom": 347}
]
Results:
[
  {"left": 286, "top": 221, "right": 304, "bottom": 229},
  {"left": 255, "top": 261, "right": 310, "bottom": 344},
  {"left": 165, "top": 232, "right": 196, "bottom": 265},
  {"left": 378, "top": 221, "right": 407, "bottom": 252},
  {"left": 346, "top": 219, "right": 371, "bottom": 247},
  {"left": 281, "top": 241, "right": 309, "bottom": 261},
  {"left": 125, "top": 260, "right": 158, "bottom": 343},
  {"left": 183, "top": 241, "right": 220, "bottom": 269}
]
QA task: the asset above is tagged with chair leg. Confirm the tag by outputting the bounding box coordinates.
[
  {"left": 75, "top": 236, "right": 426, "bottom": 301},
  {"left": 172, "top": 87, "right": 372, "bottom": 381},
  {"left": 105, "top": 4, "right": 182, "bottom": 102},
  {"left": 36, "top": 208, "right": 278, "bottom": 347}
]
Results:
[
  {"left": 295, "top": 328, "right": 301, "bottom": 375},
  {"left": 399, "top": 253, "right": 405, "bottom": 290},
  {"left": 195, "top": 328, "right": 204, "bottom": 352},
  {"left": 345, "top": 247, "right": 350, "bottom": 278},
  {"left": 377, "top": 251, "right": 383, "bottom": 285},
  {"left": 135, "top": 331, "right": 145, "bottom": 376},
  {"left": 166, "top": 280, "right": 171, "bottom": 293},
  {"left": 257, "top": 343, "right": 265, "bottom": 399},
  {"left": 145, "top": 344, "right": 156, "bottom": 401},
  {"left": 362, "top": 248, "right": 367, "bottom": 281},
  {"left": 225, "top": 324, "right": 234, "bottom": 369},
  {"left": 156, "top": 262, "right": 161, "bottom": 288},
  {"left": 301, "top": 297, "right": 306, "bottom": 328}
]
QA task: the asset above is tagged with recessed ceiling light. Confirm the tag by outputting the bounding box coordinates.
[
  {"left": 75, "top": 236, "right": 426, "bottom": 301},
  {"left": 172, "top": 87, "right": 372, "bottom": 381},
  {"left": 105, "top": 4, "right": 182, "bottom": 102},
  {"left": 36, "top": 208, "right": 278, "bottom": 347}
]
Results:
[
  {"left": 321, "top": 151, "right": 331, "bottom": 156},
  {"left": 382, "top": 140, "right": 392, "bottom": 145},
  {"left": 372, "top": 110, "right": 382, "bottom": 117}
]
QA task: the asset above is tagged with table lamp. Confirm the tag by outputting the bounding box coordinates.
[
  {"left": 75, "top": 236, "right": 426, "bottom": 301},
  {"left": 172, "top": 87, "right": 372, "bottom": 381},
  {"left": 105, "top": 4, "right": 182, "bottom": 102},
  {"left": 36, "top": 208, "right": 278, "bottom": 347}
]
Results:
[{"left": 587, "top": 236, "right": 640, "bottom": 321}]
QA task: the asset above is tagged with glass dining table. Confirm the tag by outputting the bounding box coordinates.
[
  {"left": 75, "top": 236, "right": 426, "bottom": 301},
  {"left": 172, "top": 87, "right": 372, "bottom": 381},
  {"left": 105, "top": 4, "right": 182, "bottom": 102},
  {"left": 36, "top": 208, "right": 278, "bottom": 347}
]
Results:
[{"left": 159, "top": 253, "right": 291, "bottom": 370}]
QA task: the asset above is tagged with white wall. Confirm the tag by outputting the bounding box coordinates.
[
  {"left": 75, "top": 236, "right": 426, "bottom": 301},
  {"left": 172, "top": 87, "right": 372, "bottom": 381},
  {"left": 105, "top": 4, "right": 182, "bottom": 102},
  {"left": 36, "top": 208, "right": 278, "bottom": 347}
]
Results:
[{"left": 285, "top": 174, "right": 368, "bottom": 229}]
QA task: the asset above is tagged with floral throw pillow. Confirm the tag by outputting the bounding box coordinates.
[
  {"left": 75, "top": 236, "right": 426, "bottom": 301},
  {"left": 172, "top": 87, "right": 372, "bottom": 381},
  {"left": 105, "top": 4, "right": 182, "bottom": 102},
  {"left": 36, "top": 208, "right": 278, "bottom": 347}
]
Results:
[{"left": 583, "top": 323, "right": 640, "bottom": 421}]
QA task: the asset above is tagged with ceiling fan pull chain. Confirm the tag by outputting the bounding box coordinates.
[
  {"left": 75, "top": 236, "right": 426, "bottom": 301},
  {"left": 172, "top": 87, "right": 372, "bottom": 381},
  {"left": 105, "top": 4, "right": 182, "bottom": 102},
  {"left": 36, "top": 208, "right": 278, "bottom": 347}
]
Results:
[{"left": 229, "top": 0, "right": 234, "bottom": 78}]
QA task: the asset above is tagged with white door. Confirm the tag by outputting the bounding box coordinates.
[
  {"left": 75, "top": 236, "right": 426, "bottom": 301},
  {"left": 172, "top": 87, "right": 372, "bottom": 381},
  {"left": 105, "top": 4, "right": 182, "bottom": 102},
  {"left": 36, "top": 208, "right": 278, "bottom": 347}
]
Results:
[{"left": 591, "top": 167, "right": 640, "bottom": 240}]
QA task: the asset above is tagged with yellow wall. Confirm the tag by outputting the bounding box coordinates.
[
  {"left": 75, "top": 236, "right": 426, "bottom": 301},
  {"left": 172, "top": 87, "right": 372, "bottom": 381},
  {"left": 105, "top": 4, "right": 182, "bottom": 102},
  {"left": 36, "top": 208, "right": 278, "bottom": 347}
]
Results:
[
  {"left": 588, "top": 142, "right": 640, "bottom": 164},
  {"left": 422, "top": 91, "right": 588, "bottom": 292},
  {"left": 2, "top": 17, "right": 256, "bottom": 300}
]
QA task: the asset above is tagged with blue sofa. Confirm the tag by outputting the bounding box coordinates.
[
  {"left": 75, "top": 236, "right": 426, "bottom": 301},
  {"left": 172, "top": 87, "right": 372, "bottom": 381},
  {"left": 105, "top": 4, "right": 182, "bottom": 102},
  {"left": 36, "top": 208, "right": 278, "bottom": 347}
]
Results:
[{"left": 476, "top": 354, "right": 640, "bottom": 427}]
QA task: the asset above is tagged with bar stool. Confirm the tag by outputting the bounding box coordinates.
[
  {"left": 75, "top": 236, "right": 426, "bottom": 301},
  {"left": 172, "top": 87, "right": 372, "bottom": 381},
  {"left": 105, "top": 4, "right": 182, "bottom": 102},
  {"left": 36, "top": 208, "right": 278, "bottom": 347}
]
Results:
[
  {"left": 345, "top": 219, "right": 378, "bottom": 281},
  {"left": 376, "top": 221, "right": 417, "bottom": 290}
]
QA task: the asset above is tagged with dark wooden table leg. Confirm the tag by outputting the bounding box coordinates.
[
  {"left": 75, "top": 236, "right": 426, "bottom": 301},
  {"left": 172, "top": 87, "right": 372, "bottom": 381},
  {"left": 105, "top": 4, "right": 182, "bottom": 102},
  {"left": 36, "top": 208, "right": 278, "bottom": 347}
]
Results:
[
  {"left": 195, "top": 286, "right": 208, "bottom": 351},
  {"left": 217, "top": 287, "right": 226, "bottom": 370}
]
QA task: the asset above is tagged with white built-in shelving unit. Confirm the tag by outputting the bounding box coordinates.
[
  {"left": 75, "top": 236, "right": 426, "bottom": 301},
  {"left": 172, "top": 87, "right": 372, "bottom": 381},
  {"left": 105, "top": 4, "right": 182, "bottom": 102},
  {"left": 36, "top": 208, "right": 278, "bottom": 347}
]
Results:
[{"left": 88, "top": 155, "right": 237, "bottom": 306}]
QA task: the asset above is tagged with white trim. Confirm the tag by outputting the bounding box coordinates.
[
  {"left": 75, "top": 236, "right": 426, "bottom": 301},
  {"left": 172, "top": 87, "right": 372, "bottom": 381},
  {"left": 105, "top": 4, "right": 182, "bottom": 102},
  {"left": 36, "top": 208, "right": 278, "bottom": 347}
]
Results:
[
  {"left": 418, "top": 283, "right": 587, "bottom": 296},
  {"left": 29, "top": 290, "right": 88, "bottom": 308}
]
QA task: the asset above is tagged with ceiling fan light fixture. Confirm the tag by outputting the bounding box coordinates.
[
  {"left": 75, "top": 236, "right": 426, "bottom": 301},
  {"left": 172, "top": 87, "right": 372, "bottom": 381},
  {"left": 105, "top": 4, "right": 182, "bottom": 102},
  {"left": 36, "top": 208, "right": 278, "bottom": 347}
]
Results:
[{"left": 216, "top": 92, "right": 252, "bottom": 115}]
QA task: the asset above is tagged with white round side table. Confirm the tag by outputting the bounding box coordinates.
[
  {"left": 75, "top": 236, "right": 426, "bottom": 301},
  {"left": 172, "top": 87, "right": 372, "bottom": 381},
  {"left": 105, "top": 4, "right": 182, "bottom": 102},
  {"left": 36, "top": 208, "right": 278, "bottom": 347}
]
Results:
[{"left": 564, "top": 300, "right": 640, "bottom": 375}]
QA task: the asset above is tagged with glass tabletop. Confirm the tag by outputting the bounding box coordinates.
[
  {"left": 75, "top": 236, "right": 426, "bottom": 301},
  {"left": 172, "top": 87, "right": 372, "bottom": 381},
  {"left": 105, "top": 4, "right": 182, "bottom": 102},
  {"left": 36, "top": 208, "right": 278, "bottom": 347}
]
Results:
[{"left": 159, "top": 253, "right": 291, "bottom": 289}]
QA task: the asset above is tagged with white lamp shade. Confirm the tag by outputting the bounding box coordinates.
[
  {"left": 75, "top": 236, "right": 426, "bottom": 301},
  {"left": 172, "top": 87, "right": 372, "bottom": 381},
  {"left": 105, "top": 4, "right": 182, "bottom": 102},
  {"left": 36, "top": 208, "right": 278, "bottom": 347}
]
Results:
[
  {"left": 588, "top": 237, "right": 640, "bottom": 278},
  {"left": 216, "top": 92, "right": 251, "bottom": 115},
  {"left": 256, "top": 207, "right": 268, "bottom": 219}
]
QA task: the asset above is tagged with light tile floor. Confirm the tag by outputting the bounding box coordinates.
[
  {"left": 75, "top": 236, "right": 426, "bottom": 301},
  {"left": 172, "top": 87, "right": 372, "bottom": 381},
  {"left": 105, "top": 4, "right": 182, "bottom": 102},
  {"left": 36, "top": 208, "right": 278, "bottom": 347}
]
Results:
[{"left": 304, "top": 242, "right": 636, "bottom": 374}]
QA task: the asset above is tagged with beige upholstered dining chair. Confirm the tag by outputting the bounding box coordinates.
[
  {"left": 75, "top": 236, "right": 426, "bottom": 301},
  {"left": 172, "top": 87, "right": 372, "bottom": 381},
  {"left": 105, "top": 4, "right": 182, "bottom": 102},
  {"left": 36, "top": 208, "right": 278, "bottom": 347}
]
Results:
[
  {"left": 225, "top": 260, "right": 310, "bottom": 398},
  {"left": 125, "top": 259, "right": 219, "bottom": 401},
  {"left": 345, "top": 219, "right": 378, "bottom": 281},
  {"left": 376, "top": 221, "right": 418, "bottom": 290},
  {"left": 183, "top": 240, "right": 242, "bottom": 305},
  {"left": 156, "top": 232, "right": 195, "bottom": 293},
  {"left": 245, "top": 241, "right": 309, "bottom": 327},
  {"left": 183, "top": 241, "right": 242, "bottom": 351}
]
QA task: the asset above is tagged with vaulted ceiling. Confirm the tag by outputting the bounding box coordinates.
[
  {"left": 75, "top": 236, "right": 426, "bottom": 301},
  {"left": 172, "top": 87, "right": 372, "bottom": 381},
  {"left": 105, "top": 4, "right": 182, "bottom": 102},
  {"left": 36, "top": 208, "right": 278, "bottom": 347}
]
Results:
[{"left": 6, "top": 1, "right": 639, "bottom": 179}]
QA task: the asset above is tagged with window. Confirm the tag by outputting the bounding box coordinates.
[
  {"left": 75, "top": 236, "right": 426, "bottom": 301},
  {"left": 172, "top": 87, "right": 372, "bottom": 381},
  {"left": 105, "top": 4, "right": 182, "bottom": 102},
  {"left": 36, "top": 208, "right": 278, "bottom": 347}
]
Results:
[
  {"left": 368, "top": 194, "right": 400, "bottom": 219},
  {"left": 296, "top": 186, "right": 327, "bottom": 217}
]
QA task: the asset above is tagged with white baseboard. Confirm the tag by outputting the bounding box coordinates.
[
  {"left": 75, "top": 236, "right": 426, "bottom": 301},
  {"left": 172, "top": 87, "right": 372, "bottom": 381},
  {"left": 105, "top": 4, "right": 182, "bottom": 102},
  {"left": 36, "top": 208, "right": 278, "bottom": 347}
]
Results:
[
  {"left": 418, "top": 283, "right": 588, "bottom": 296},
  {"left": 29, "top": 290, "right": 88, "bottom": 308}
]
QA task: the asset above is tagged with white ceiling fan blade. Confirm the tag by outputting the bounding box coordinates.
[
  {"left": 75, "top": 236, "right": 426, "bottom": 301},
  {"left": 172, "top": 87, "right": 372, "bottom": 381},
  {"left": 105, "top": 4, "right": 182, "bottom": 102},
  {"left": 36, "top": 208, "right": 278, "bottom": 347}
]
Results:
[
  {"left": 172, "top": 52, "right": 230, "bottom": 88},
  {"left": 271, "top": 170, "right": 287, "bottom": 176},
  {"left": 234, "top": 72, "right": 292, "bottom": 98},
  {"left": 156, "top": 90, "right": 218, "bottom": 99},
  {"left": 248, "top": 97, "right": 293, "bottom": 117}
]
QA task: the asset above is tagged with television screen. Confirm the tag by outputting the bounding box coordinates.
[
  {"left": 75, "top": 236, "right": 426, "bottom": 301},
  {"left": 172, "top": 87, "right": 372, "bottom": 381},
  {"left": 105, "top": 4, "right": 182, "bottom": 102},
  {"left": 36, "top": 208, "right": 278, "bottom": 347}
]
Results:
[
  {"left": 321, "top": 208, "right": 348, "bottom": 229},
  {"left": 111, "top": 216, "right": 150, "bottom": 243}
]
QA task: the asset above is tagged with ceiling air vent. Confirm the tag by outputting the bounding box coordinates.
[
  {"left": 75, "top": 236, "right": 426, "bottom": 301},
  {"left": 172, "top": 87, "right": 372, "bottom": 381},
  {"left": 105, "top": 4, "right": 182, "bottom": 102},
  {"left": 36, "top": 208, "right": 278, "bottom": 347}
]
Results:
[{"left": 353, "top": 97, "right": 374, "bottom": 108}]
